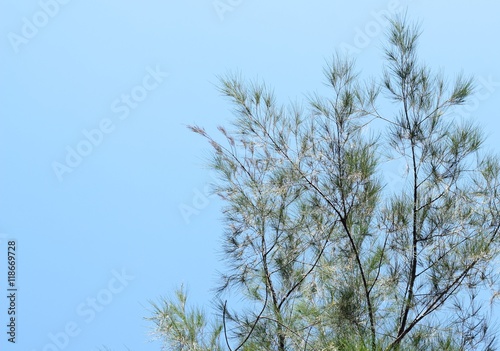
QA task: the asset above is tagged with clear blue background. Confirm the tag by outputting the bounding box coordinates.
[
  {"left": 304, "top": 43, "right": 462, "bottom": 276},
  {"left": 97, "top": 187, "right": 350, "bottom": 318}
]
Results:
[{"left": 1, "top": 1, "right": 500, "bottom": 350}]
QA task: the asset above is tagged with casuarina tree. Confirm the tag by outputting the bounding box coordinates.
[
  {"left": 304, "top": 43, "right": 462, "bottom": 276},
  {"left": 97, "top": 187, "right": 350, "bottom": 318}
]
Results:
[{"left": 148, "top": 15, "right": 500, "bottom": 351}]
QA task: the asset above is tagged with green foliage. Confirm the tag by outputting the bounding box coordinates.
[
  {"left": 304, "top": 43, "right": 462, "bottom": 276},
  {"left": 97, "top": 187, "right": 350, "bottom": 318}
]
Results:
[
  {"left": 147, "top": 286, "right": 224, "bottom": 351},
  {"left": 151, "top": 14, "right": 500, "bottom": 351}
]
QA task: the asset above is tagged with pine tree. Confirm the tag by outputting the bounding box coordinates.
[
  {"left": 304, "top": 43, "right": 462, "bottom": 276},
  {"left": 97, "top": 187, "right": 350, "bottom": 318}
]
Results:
[{"left": 149, "top": 15, "right": 500, "bottom": 351}]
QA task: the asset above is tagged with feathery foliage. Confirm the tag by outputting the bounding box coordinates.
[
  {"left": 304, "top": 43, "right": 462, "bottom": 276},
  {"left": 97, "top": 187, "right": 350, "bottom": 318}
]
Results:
[{"left": 150, "top": 15, "right": 500, "bottom": 351}]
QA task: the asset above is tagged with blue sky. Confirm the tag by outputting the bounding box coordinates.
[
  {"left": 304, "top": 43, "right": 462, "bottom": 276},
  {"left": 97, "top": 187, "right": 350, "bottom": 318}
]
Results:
[{"left": 1, "top": 1, "right": 500, "bottom": 350}]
